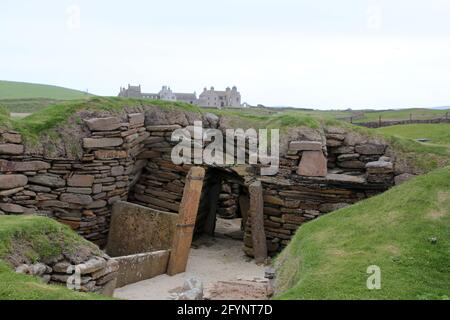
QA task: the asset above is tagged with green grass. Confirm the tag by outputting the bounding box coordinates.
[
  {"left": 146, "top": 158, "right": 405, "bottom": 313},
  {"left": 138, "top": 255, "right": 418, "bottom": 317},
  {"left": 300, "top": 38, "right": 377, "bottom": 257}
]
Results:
[
  {"left": 210, "top": 108, "right": 340, "bottom": 130},
  {"left": 0, "top": 215, "right": 109, "bottom": 300},
  {"left": 0, "top": 98, "right": 67, "bottom": 114},
  {"left": 0, "top": 80, "right": 92, "bottom": 100},
  {"left": 353, "top": 108, "right": 449, "bottom": 123},
  {"left": 375, "top": 124, "right": 450, "bottom": 146},
  {"left": 275, "top": 166, "right": 450, "bottom": 300},
  {"left": 0, "top": 97, "right": 202, "bottom": 141}
]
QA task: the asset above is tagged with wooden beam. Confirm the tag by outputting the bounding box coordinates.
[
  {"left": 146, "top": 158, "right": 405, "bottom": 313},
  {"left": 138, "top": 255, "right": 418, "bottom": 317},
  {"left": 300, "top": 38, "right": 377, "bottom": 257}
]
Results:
[
  {"left": 249, "top": 181, "right": 268, "bottom": 264},
  {"left": 167, "top": 166, "right": 205, "bottom": 276}
]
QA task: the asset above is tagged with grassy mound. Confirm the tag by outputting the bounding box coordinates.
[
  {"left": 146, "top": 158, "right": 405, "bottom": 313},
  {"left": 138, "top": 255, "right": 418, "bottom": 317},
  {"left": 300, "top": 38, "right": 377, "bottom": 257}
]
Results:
[
  {"left": 0, "top": 215, "right": 109, "bottom": 300},
  {"left": 0, "top": 80, "right": 92, "bottom": 100},
  {"left": 0, "top": 97, "right": 202, "bottom": 141},
  {"left": 275, "top": 166, "right": 450, "bottom": 300}
]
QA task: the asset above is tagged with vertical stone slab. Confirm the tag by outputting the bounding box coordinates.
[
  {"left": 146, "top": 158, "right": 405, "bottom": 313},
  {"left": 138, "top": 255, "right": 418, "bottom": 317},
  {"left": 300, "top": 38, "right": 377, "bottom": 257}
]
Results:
[
  {"left": 167, "top": 167, "right": 206, "bottom": 276},
  {"left": 297, "top": 151, "right": 328, "bottom": 177},
  {"left": 249, "top": 181, "right": 268, "bottom": 264}
]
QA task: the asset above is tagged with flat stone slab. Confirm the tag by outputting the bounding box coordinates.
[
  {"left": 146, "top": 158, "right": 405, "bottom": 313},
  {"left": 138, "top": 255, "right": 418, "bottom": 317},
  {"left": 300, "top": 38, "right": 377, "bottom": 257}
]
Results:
[
  {"left": 0, "top": 144, "right": 24, "bottom": 155},
  {"left": 366, "top": 161, "right": 394, "bottom": 174},
  {"left": 0, "top": 160, "right": 50, "bottom": 172},
  {"left": 113, "top": 250, "right": 170, "bottom": 288},
  {"left": 146, "top": 125, "right": 182, "bottom": 132},
  {"left": 325, "top": 173, "right": 366, "bottom": 185},
  {"left": 128, "top": 113, "right": 145, "bottom": 126},
  {"left": 94, "top": 150, "right": 128, "bottom": 160},
  {"left": 67, "top": 175, "right": 95, "bottom": 187},
  {"left": 106, "top": 201, "right": 178, "bottom": 257},
  {"left": 83, "top": 138, "right": 123, "bottom": 149},
  {"left": 60, "top": 193, "right": 93, "bottom": 206},
  {"left": 289, "top": 141, "right": 322, "bottom": 151},
  {"left": 85, "top": 117, "right": 122, "bottom": 131},
  {"left": 29, "top": 174, "right": 66, "bottom": 188},
  {"left": 355, "top": 144, "right": 386, "bottom": 155},
  {"left": 297, "top": 151, "right": 327, "bottom": 177},
  {"left": 0, "top": 174, "right": 28, "bottom": 190}
]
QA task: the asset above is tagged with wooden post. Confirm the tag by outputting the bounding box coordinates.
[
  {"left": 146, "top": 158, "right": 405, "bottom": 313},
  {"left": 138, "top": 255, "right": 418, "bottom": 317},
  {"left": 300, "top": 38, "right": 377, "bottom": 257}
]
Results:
[
  {"left": 378, "top": 115, "right": 382, "bottom": 128},
  {"left": 167, "top": 166, "right": 205, "bottom": 276},
  {"left": 249, "top": 181, "right": 267, "bottom": 264}
]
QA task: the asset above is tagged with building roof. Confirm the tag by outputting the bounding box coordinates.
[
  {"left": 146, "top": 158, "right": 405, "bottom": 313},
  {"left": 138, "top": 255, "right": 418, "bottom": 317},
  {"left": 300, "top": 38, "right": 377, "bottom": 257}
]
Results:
[{"left": 174, "top": 93, "right": 197, "bottom": 100}]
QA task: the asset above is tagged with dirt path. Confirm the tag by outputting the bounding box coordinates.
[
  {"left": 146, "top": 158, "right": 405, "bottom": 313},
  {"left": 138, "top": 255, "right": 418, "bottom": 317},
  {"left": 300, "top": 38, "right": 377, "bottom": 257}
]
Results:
[{"left": 114, "top": 235, "right": 267, "bottom": 300}]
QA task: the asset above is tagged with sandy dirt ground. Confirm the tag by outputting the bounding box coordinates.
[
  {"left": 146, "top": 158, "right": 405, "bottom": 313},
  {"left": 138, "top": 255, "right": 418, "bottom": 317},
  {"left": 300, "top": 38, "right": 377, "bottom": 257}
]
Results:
[{"left": 114, "top": 219, "right": 268, "bottom": 300}]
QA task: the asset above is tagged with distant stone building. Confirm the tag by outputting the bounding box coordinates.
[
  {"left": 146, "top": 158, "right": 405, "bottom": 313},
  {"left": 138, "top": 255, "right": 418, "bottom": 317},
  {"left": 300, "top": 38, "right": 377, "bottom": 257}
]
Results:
[
  {"left": 198, "top": 86, "right": 241, "bottom": 108},
  {"left": 118, "top": 85, "right": 198, "bottom": 105},
  {"left": 118, "top": 84, "right": 243, "bottom": 108}
]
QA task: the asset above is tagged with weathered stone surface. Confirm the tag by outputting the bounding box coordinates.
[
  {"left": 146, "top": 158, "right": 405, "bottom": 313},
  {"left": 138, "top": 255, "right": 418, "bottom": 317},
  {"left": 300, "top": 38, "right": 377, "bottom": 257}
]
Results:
[
  {"left": 38, "top": 200, "right": 70, "bottom": 208},
  {"left": 29, "top": 174, "right": 65, "bottom": 188},
  {"left": 325, "top": 173, "right": 366, "bottom": 185},
  {"left": 338, "top": 160, "right": 366, "bottom": 169},
  {"left": 326, "top": 126, "right": 347, "bottom": 135},
  {"left": 297, "top": 151, "right": 327, "bottom": 177},
  {"left": 337, "top": 153, "right": 360, "bottom": 161},
  {"left": 366, "top": 161, "right": 394, "bottom": 174},
  {"left": 326, "top": 139, "right": 343, "bottom": 147},
  {"left": 94, "top": 150, "right": 128, "bottom": 160},
  {"left": 128, "top": 113, "right": 145, "bottom": 126},
  {"left": 67, "top": 175, "right": 95, "bottom": 187},
  {"left": 0, "top": 160, "right": 50, "bottom": 172},
  {"left": 0, "top": 187, "right": 24, "bottom": 196},
  {"left": 111, "top": 166, "right": 124, "bottom": 177},
  {"left": 0, "top": 174, "right": 28, "bottom": 190},
  {"left": 66, "top": 187, "right": 93, "bottom": 195},
  {"left": 113, "top": 250, "right": 170, "bottom": 288},
  {"left": 83, "top": 138, "right": 123, "bottom": 149},
  {"left": 394, "top": 173, "right": 415, "bottom": 185},
  {"left": 2, "top": 133, "right": 22, "bottom": 144},
  {"left": 106, "top": 201, "right": 177, "bottom": 257},
  {"left": 79, "top": 258, "right": 107, "bottom": 275},
  {"left": 0, "top": 203, "right": 27, "bottom": 214},
  {"left": 0, "top": 144, "right": 24, "bottom": 155},
  {"left": 60, "top": 193, "right": 93, "bottom": 206},
  {"left": 86, "top": 200, "right": 107, "bottom": 209},
  {"left": 355, "top": 144, "right": 386, "bottom": 155},
  {"left": 289, "top": 141, "right": 322, "bottom": 151},
  {"left": 146, "top": 125, "right": 181, "bottom": 132},
  {"left": 85, "top": 117, "right": 121, "bottom": 131}
]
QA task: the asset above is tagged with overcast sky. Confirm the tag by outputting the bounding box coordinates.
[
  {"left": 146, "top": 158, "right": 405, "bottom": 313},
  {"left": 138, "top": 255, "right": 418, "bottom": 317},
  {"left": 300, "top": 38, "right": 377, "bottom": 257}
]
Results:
[{"left": 1, "top": 0, "right": 450, "bottom": 109}]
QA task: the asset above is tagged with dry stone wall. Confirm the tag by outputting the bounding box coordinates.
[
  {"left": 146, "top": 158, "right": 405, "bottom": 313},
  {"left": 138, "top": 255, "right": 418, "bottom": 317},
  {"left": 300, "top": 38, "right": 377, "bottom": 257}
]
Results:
[{"left": 0, "top": 105, "right": 411, "bottom": 260}]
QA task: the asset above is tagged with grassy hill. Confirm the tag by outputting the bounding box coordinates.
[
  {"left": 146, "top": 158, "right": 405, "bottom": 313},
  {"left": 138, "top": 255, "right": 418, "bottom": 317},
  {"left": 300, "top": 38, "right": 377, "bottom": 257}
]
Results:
[
  {"left": 275, "top": 166, "right": 450, "bottom": 300},
  {"left": 0, "top": 81, "right": 93, "bottom": 113},
  {"left": 0, "top": 81, "right": 91, "bottom": 100}
]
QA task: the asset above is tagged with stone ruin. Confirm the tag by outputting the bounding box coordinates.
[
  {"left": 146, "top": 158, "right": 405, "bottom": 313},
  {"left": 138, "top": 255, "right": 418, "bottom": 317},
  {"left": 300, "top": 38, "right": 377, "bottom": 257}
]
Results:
[{"left": 0, "top": 103, "right": 414, "bottom": 294}]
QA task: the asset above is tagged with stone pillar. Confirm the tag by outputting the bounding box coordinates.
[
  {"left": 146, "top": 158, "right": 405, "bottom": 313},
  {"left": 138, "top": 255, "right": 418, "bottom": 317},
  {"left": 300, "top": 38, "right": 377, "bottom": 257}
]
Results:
[
  {"left": 249, "top": 181, "right": 267, "bottom": 264},
  {"left": 167, "top": 167, "right": 205, "bottom": 276}
]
